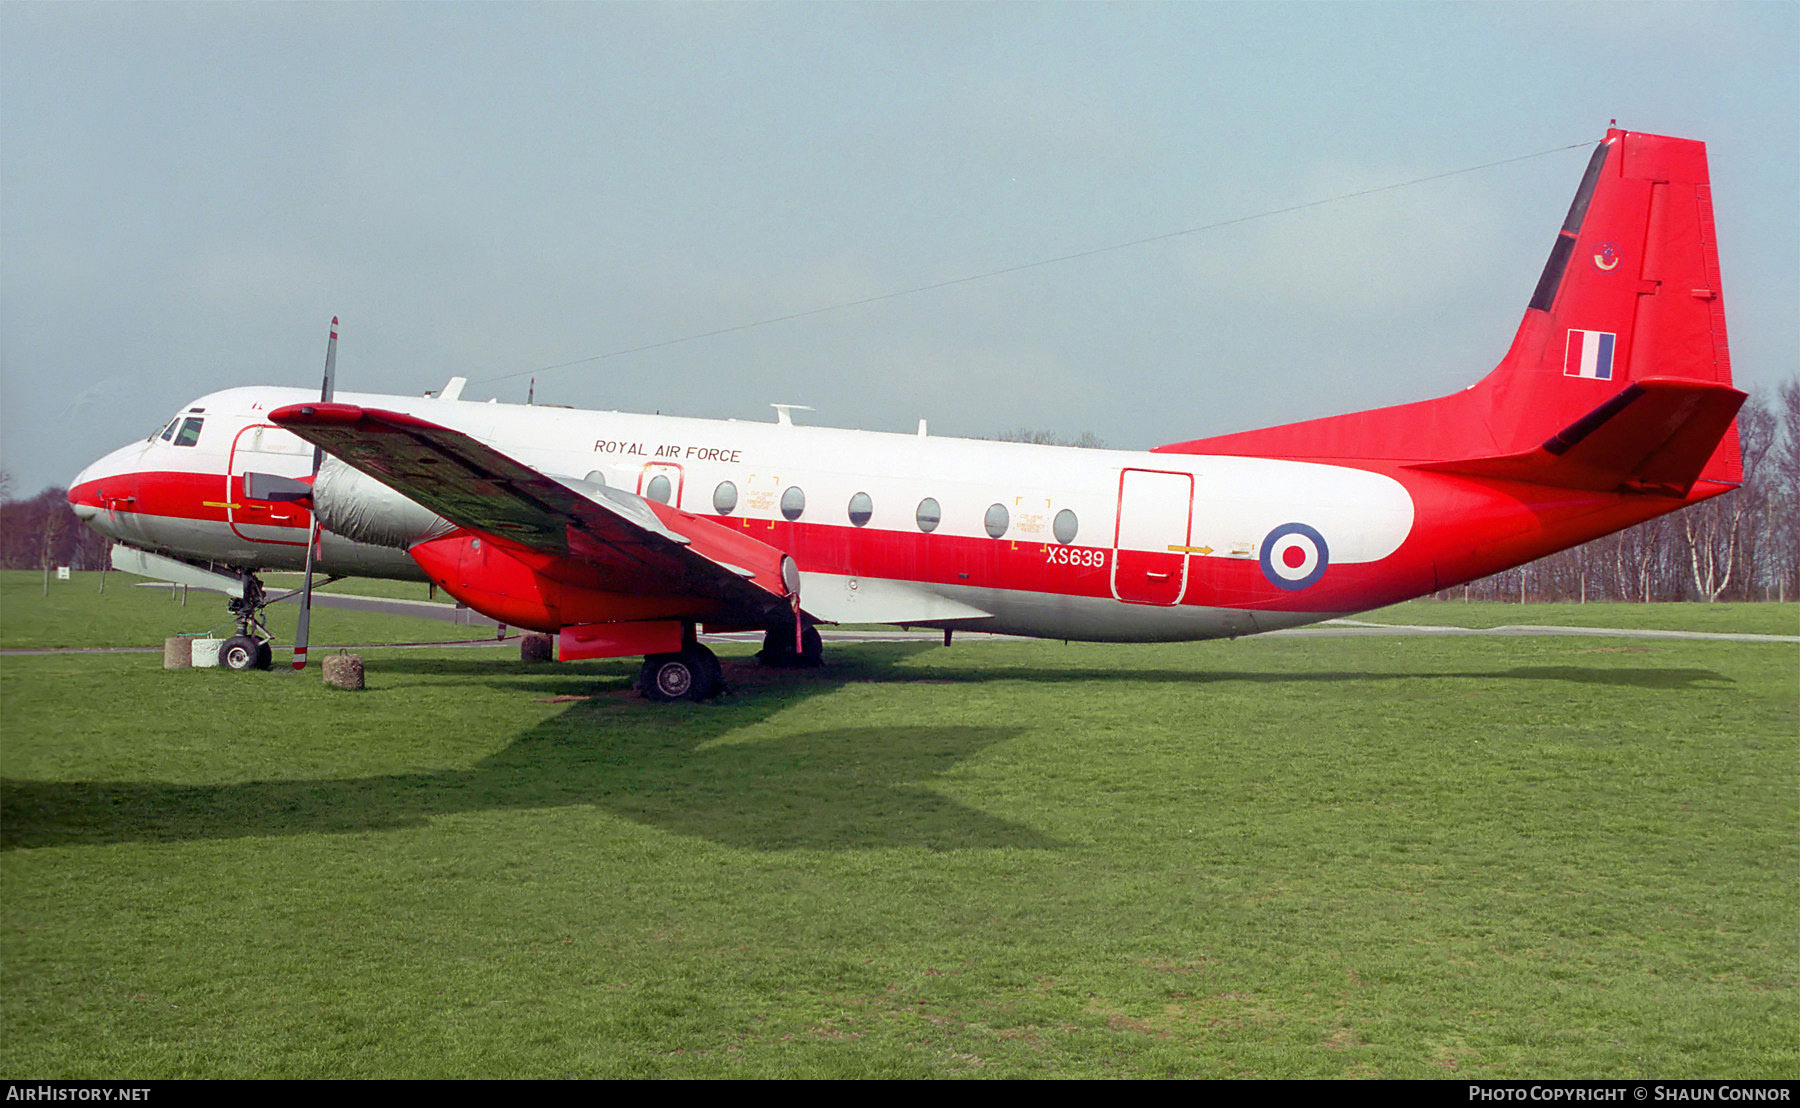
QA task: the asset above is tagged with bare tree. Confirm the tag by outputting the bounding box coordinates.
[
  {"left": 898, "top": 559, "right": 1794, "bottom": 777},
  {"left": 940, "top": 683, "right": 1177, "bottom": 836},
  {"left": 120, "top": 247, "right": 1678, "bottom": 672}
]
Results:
[
  {"left": 1772, "top": 379, "right": 1800, "bottom": 601},
  {"left": 988, "top": 429, "right": 1107, "bottom": 448},
  {"left": 1680, "top": 400, "right": 1766, "bottom": 601},
  {"left": 0, "top": 487, "right": 111, "bottom": 571}
]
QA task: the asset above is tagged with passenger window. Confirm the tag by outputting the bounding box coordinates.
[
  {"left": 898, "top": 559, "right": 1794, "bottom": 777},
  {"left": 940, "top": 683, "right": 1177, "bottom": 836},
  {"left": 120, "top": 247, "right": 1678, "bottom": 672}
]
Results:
[
  {"left": 848, "top": 491, "right": 873, "bottom": 528},
  {"left": 916, "top": 498, "right": 941, "bottom": 534},
  {"left": 1053, "top": 509, "right": 1078, "bottom": 544},
  {"left": 646, "top": 475, "right": 672, "bottom": 504},
  {"left": 714, "top": 481, "right": 738, "bottom": 515},
  {"left": 781, "top": 486, "right": 806, "bottom": 521},
  {"left": 172, "top": 418, "right": 203, "bottom": 447},
  {"left": 984, "top": 503, "right": 1009, "bottom": 539}
]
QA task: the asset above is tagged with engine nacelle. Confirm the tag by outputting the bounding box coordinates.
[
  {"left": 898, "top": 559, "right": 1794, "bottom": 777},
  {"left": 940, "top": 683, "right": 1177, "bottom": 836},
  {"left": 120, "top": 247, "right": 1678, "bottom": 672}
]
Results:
[
  {"left": 409, "top": 530, "right": 710, "bottom": 632},
  {"left": 310, "top": 456, "right": 455, "bottom": 550}
]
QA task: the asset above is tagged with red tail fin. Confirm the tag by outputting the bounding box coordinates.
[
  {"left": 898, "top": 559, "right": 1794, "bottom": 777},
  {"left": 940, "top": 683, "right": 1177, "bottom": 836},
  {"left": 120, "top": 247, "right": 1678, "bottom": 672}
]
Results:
[{"left": 1157, "top": 128, "right": 1744, "bottom": 492}]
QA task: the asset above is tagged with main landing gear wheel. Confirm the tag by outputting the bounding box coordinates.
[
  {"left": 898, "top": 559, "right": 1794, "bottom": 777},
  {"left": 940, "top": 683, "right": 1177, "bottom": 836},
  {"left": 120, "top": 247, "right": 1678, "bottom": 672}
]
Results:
[
  {"left": 756, "top": 623, "right": 822, "bottom": 668},
  {"left": 637, "top": 645, "right": 722, "bottom": 702},
  {"left": 220, "top": 634, "right": 272, "bottom": 672}
]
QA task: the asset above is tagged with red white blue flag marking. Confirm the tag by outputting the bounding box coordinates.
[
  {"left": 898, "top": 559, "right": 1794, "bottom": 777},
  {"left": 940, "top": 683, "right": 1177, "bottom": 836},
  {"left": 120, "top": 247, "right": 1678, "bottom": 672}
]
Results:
[
  {"left": 1564, "top": 330, "right": 1616, "bottom": 381},
  {"left": 1261, "top": 523, "right": 1329, "bottom": 591}
]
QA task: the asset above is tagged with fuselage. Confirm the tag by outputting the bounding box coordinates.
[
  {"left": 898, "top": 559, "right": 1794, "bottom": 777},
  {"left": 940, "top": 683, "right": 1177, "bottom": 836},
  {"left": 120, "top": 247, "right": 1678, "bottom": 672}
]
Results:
[{"left": 68, "top": 383, "right": 1706, "bottom": 643}]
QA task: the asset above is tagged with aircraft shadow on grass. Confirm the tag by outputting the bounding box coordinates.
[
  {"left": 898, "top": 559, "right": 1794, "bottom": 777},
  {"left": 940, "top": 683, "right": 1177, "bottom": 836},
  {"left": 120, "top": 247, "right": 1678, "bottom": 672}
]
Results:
[
  {"left": 1, "top": 647, "right": 1055, "bottom": 853},
  {"left": 0, "top": 643, "right": 1733, "bottom": 852}
]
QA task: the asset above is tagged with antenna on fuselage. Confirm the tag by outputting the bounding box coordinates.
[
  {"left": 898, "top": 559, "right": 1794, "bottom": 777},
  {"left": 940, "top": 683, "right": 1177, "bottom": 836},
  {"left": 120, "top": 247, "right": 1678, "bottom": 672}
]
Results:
[{"left": 771, "top": 404, "right": 814, "bottom": 426}]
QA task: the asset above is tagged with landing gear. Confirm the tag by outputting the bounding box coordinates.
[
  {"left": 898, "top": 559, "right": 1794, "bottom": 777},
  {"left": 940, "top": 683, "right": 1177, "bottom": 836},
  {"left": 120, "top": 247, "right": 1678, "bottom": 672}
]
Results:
[
  {"left": 219, "top": 634, "right": 271, "bottom": 672},
  {"left": 756, "top": 622, "right": 822, "bottom": 668},
  {"left": 636, "top": 644, "right": 722, "bottom": 702},
  {"left": 221, "top": 573, "right": 275, "bottom": 671}
]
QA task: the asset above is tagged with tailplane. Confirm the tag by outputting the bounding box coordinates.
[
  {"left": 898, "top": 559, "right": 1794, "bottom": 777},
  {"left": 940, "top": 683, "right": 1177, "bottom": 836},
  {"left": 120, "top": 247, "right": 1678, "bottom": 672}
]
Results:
[{"left": 1156, "top": 127, "right": 1744, "bottom": 494}]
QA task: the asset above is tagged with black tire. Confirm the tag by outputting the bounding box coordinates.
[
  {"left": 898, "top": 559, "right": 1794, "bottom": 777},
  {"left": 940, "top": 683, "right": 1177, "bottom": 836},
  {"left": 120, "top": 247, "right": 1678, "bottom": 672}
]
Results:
[
  {"left": 638, "top": 646, "right": 720, "bottom": 702},
  {"left": 693, "top": 644, "right": 722, "bottom": 696},
  {"left": 757, "top": 623, "right": 823, "bottom": 669},
  {"left": 639, "top": 652, "right": 697, "bottom": 702},
  {"left": 220, "top": 635, "right": 262, "bottom": 672},
  {"left": 254, "top": 641, "right": 274, "bottom": 670}
]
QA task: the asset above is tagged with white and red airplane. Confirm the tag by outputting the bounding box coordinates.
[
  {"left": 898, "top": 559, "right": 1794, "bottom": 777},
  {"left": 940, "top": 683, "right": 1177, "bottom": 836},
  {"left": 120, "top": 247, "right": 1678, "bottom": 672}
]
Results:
[{"left": 69, "top": 127, "right": 1745, "bottom": 700}]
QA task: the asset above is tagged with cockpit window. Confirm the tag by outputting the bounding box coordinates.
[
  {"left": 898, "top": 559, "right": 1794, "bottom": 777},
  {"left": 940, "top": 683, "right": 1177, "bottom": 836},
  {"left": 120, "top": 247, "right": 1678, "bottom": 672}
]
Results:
[
  {"left": 158, "top": 419, "right": 178, "bottom": 442},
  {"left": 172, "top": 417, "right": 204, "bottom": 447}
]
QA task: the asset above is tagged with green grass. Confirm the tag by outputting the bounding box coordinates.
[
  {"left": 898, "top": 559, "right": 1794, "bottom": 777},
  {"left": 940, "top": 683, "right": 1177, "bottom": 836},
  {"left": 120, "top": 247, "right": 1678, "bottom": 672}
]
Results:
[
  {"left": 2, "top": 615, "right": 1794, "bottom": 1077},
  {"left": 0, "top": 571, "right": 496, "bottom": 651},
  {"left": 1362, "top": 599, "right": 1800, "bottom": 636}
]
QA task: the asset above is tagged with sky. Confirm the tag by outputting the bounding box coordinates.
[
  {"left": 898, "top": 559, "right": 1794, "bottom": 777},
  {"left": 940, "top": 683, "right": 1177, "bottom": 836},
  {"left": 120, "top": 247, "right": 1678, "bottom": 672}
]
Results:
[{"left": 3, "top": 1, "right": 1796, "bottom": 495}]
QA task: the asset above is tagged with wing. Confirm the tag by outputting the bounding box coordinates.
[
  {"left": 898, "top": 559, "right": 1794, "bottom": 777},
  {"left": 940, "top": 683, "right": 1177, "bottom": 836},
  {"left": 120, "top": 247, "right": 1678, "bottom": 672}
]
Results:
[{"left": 269, "top": 402, "right": 799, "bottom": 624}]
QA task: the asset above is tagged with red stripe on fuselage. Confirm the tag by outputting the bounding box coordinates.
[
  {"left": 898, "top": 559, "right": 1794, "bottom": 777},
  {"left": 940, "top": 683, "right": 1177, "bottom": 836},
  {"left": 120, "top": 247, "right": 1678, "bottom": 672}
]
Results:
[{"left": 70, "top": 469, "right": 313, "bottom": 532}]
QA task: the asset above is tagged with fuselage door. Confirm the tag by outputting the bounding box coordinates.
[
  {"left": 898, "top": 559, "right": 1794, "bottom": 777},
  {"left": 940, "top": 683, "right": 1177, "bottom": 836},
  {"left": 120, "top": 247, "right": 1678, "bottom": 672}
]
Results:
[
  {"left": 228, "top": 423, "right": 313, "bottom": 546},
  {"left": 1111, "top": 468, "right": 1193, "bottom": 606}
]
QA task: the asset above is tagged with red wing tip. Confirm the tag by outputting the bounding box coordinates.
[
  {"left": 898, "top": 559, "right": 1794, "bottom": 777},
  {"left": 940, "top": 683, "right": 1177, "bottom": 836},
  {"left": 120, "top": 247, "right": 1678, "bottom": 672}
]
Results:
[{"left": 270, "top": 401, "right": 366, "bottom": 426}]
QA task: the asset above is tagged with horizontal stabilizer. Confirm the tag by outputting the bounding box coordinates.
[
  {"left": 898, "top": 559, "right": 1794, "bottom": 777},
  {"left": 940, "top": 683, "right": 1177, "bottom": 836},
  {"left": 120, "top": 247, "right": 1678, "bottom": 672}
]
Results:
[{"left": 1409, "top": 378, "right": 1744, "bottom": 495}]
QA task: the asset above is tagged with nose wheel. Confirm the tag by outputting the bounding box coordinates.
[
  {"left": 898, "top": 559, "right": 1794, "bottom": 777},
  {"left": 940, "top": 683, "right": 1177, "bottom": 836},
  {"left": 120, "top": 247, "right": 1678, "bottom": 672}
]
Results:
[
  {"left": 220, "top": 634, "right": 273, "bottom": 671},
  {"left": 221, "top": 574, "right": 275, "bottom": 671}
]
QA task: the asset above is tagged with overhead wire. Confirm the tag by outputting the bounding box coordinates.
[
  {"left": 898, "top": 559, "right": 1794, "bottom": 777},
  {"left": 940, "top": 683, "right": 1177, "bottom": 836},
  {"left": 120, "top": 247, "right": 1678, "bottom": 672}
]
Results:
[{"left": 471, "top": 138, "right": 1597, "bottom": 388}]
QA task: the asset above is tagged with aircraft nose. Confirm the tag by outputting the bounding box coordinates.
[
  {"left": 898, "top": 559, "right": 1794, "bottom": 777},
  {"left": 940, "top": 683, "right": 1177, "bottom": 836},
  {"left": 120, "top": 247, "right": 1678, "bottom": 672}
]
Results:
[
  {"left": 68, "top": 461, "right": 103, "bottom": 520},
  {"left": 67, "top": 441, "right": 143, "bottom": 521}
]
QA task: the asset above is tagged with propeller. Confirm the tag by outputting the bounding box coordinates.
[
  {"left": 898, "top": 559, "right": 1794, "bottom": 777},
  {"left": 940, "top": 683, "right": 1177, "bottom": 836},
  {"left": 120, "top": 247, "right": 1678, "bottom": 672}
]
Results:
[{"left": 292, "top": 316, "right": 337, "bottom": 671}]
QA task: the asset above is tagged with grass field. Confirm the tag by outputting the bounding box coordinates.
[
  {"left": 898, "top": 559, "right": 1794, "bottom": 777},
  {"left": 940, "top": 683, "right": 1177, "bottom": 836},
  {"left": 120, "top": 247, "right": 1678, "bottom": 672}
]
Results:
[
  {"left": 1363, "top": 599, "right": 1800, "bottom": 637},
  {"left": 0, "top": 571, "right": 495, "bottom": 651},
  {"left": 2, "top": 584, "right": 1795, "bottom": 1079}
]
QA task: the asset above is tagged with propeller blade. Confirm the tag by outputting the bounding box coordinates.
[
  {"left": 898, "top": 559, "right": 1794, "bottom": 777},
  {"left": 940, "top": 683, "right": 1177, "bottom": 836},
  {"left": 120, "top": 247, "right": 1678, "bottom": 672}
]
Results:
[
  {"left": 292, "top": 524, "right": 319, "bottom": 671},
  {"left": 310, "top": 316, "right": 338, "bottom": 473},
  {"left": 295, "top": 316, "right": 336, "bottom": 671}
]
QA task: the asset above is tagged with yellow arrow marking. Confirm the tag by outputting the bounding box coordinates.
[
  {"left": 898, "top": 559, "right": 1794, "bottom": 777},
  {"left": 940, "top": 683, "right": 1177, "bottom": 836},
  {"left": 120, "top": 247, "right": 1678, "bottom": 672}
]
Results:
[
  {"left": 1168, "top": 545, "right": 1215, "bottom": 555},
  {"left": 202, "top": 501, "right": 241, "bottom": 510}
]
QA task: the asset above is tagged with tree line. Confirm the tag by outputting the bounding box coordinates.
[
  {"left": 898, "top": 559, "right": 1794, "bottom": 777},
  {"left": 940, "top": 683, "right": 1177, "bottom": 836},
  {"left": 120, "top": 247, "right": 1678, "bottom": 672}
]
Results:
[
  {"left": 5, "top": 382, "right": 1794, "bottom": 600},
  {"left": 0, "top": 479, "right": 113, "bottom": 572}
]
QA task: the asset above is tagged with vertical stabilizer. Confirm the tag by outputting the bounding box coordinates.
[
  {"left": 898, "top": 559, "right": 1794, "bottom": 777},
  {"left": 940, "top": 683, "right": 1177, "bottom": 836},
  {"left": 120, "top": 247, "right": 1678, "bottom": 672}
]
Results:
[
  {"left": 1483, "top": 128, "right": 1738, "bottom": 475},
  {"left": 1156, "top": 128, "right": 1742, "bottom": 489}
]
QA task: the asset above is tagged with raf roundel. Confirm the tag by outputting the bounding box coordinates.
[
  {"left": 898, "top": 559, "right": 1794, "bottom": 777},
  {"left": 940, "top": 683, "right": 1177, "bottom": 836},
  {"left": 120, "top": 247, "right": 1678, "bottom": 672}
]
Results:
[{"left": 1260, "top": 523, "right": 1329, "bottom": 591}]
